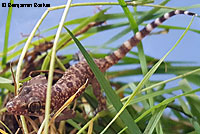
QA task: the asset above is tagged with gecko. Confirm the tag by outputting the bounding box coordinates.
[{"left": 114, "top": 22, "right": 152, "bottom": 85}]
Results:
[{"left": 6, "top": 10, "right": 197, "bottom": 118}]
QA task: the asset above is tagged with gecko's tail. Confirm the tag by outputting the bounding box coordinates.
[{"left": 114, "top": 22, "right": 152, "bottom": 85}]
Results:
[{"left": 104, "top": 10, "right": 197, "bottom": 68}]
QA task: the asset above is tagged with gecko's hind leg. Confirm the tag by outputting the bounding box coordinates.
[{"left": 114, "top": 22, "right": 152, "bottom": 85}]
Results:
[
  {"left": 91, "top": 78, "right": 107, "bottom": 113},
  {"left": 55, "top": 109, "right": 76, "bottom": 122}
]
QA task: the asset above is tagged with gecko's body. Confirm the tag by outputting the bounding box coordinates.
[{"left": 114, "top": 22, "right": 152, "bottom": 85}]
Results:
[{"left": 6, "top": 10, "right": 197, "bottom": 116}]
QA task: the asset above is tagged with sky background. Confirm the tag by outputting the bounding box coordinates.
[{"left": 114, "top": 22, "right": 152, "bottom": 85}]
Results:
[{"left": 0, "top": 0, "right": 199, "bottom": 77}]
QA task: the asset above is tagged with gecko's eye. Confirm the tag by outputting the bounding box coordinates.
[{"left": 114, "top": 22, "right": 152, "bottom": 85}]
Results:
[{"left": 28, "top": 101, "right": 41, "bottom": 113}]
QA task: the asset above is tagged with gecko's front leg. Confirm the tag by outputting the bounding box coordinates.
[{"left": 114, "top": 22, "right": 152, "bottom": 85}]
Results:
[
  {"left": 91, "top": 78, "right": 107, "bottom": 113},
  {"left": 54, "top": 109, "right": 76, "bottom": 122}
]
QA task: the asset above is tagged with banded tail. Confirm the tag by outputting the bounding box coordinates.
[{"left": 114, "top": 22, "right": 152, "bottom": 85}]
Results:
[{"left": 104, "top": 10, "right": 197, "bottom": 68}]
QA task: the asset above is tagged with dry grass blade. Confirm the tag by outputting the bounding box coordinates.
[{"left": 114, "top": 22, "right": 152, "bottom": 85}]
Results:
[
  {"left": 49, "top": 79, "right": 89, "bottom": 124},
  {"left": 10, "top": 63, "right": 17, "bottom": 96},
  {"left": 0, "top": 128, "right": 8, "bottom": 134},
  {"left": 25, "top": 116, "right": 39, "bottom": 133},
  {"left": 88, "top": 119, "right": 93, "bottom": 134},
  {"left": 37, "top": 118, "right": 46, "bottom": 134},
  {"left": 0, "top": 120, "right": 12, "bottom": 134}
]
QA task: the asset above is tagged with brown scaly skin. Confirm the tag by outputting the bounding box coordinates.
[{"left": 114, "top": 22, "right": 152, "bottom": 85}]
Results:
[{"left": 6, "top": 10, "right": 197, "bottom": 116}]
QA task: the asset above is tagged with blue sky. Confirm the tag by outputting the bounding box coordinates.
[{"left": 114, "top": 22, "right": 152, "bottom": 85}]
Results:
[{"left": 0, "top": 0, "right": 199, "bottom": 66}]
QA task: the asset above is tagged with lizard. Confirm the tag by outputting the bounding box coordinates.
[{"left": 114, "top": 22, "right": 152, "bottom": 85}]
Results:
[{"left": 6, "top": 10, "right": 197, "bottom": 118}]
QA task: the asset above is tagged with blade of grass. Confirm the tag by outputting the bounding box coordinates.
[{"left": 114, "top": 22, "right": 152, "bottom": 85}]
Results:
[
  {"left": 143, "top": 105, "right": 166, "bottom": 134},
  {"left": 2, "top": 0, "right": 13, "bottom": 67},
  {"left": 179, "top": 80, "right": 200, "bottom": 125},
  {"left": 66, "top": 119, "right": 87, "bottom": 133},
  {"left": 0, "top": 128, "right": 9, "bottom": 134},
  {"left": 65, "top": 27, "right": 141, "bottom": 134},
  {"left": 118, "top": 0, "right": 151, "bottom": 111},
  {"left": 50, "top": 79, "right": 88, "bottom": 123},
  {"left": 155, "top": 24, "right": 200, "bottom": 34},
  {"left": 44, "top": 1, "right": 72, "bottom": 133},
  {"left": 55, "top": 56, "right": 66, "bottom": 71},
  {"left": 178, "top": 97, "right": 200, "bottom": 133},
  {"left": 107, "top": 66, "right": 200, "bottom": 79},
  {"left": 0, "top": 84, "right": 14, "bottom": 92},
  {"left": 127, "top": 86, "right": 182, "bottom": 105},
  {"left": 156, "top": 121, "right": 164, "bottom": 134},
  {"left": 37, "top": 118, "right": 46, "bottom": 134},
  {"left": 118, "top": 127, "right": 127, "bottom": 134},
  {"left": 0, "top": 120, "right": 12, "bottom": 134}
]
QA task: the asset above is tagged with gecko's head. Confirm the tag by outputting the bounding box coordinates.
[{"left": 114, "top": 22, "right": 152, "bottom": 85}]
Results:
[
  {"left": 6, "top": 75, "right": 48, "bottom": 116},
  {"left": 6, "top": 84, "right": 46, "bottom": 116}
]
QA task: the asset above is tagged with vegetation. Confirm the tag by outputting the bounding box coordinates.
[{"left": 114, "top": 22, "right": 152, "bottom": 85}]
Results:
[{"left": 0, "top": 0, "right": 200, "bottom": 133}]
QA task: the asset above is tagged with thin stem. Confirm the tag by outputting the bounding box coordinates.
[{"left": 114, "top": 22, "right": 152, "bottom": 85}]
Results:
[
  {"left": 47, "top": 1, "right": 177, "bottom": 11},
  {"left": 43, "top": 0, "right": 73, "bottom": 133},
  {"left": 140, "top": 68, "right": 200, "bottom": 93}
]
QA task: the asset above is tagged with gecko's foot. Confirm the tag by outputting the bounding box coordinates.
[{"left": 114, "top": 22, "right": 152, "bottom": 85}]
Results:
[
  {"left": 94, "top": 103, "right": 107, "bottom": 115},
  {"left": 55, "top": 109, "right": 76, "bottom": 122}
]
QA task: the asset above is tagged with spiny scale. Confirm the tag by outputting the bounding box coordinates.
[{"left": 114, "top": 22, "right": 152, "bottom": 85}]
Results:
[{"left": 6, "top": 10, "right": 197, "bottom": 116}]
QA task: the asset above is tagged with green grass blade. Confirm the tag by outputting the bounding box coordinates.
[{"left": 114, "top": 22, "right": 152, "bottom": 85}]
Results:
[
  {"left": 178, "top": 97, "right": 200, "bottom": 133},
  {"left": 155, "top": 122, "right": 164, "bottom": 134},
  {"left": 2, "top": 0, "right": 13, "bottom": 67},
  {"left": 118, "top": 0, "right": 152, "bottom": 111},
  {"left": 156, "top": 24, "right": 200, "bottom": 34},
  {"left": 143, "top": 105, "right": 166, "bottom": 134},
  {"left": 65, "top": 27, "right": 141, "bottom": 134},
  {"left": 126, "top": 86, "right": 182, "bottom": 105},
  {"left": 44, "top": 1, "right": 72, "bottom": 133},
  {"left": 66, "top": 119, "right": 86, "bottom": 133},
  {"left": 179, "top": 80, "right": 200, "bottom": 125},
  {"left": 0, "top": 76, "right": 14, "bottom": 92}
]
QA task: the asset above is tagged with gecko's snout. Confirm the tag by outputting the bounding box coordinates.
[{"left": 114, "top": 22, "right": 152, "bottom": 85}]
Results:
[
  {"left": 6, "top": 101, "right": 15, "bottom": 112},
  {"left": 6, "top": 98, "right": 29, "bottom": 115}
]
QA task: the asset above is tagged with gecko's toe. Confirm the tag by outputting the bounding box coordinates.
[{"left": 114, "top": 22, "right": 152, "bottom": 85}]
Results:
[{"left": 94, "top": 105, "right": 107, "bottom": 115}]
